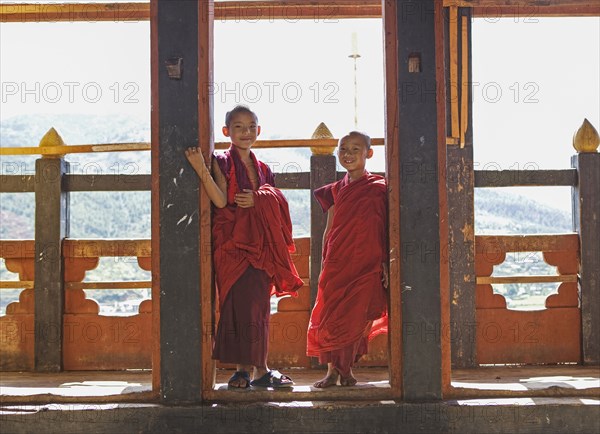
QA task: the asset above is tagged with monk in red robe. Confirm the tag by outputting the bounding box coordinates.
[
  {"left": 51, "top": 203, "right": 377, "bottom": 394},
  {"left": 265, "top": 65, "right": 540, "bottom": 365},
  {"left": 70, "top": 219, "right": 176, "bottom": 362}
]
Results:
[
  {"left": 185, "top": 105, "right": 303, "bottom": 389},
  {"left": 307, "top": 131, "right": 388, "bottom": 387}
]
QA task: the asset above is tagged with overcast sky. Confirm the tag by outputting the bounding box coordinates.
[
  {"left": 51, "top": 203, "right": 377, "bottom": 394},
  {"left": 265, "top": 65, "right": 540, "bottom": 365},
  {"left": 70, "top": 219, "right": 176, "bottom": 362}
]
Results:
[{"left": 1, "top": 10, "right": 598, "bottom": 211}]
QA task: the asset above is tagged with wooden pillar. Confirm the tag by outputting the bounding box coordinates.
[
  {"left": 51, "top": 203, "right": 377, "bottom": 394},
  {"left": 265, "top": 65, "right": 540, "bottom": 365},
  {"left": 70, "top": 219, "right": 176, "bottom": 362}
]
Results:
[
  {"left": 309, "top": 125, "right": 337, "bottom": 368},
  {"left": 309, "top": 156, "right": 336, "bottom": 303},
  {"left": 446, "top": 7, "right": 476, "bottom": 368},
  {"left": 395, "top": 0, "right": 446, "bottom": 400},
  {"left": 154, "top": 0, "right": 212, "bottom": 403},
  {"left": 309, "top": 128, "right": 337, "bottom": 307},
  {"left": 34, "top": 129, "right": 69, "bottom": 372},
  {"left": 571, "top": 119, "right": 600, "bottom": 365}
]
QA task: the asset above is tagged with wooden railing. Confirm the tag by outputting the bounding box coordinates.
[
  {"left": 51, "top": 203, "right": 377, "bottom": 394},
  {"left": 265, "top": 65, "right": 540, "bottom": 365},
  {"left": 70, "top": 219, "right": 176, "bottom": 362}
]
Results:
[
  {"left": 1, "top": 121, "right": 599, "bottom": 371},
  {"left": 448, "top": 118, "right": 600, "bottom": 367},
  {"left": 0, "top": 124, "right": 391, "bottom": 371},
  {"left": 475, "top": 234, "right": 581, "bottom": 364}
]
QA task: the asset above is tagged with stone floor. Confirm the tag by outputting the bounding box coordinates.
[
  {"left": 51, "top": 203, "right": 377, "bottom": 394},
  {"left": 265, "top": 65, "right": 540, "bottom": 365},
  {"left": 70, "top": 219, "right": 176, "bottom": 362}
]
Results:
[{"left": 1, "top": 365, "right": 598, "bottom": 400}]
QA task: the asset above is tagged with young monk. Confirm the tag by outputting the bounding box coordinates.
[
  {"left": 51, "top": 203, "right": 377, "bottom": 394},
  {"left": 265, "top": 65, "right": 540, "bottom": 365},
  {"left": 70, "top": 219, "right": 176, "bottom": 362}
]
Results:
[
  {"left": 185, "top": 105, "right": 303, "bottom": 389},
  {"left": 307, "top": 131, "right": 388, "bottom": 388}
]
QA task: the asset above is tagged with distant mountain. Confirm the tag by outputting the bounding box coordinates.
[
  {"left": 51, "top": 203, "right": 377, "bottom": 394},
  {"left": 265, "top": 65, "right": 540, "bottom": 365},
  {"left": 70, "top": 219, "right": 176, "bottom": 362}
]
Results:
[
  {"left": 0, "top": 115, "right": 571, "bottom": 314},
  {"left": 0, "top": 113, "right": 151, "bottom": 148},
  {"left": 1, "top": 113, "right": 573, "bottom": 238},
  {"left": 475, "top": 189, "right": 571, "bottom": 234},
  {"left": 0, "top": 113, "right": 573, "bottom": 310}
]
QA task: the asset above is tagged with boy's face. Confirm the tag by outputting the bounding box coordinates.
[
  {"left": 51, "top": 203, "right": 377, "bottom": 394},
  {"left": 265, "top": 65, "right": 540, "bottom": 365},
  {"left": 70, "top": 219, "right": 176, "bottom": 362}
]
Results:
[
  {"left": 337, "top": 134, "right": 373, "bottom": 173},
  {"left": 222, "top": 112, "right": 260, "bottom": 150}
]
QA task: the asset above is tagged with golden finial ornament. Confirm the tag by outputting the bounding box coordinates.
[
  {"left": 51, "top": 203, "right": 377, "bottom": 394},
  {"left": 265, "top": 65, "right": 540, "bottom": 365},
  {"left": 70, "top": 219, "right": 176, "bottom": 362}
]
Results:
[
  {"left": 310, "top": 122, "right": 336, "bottom": 156},
  {"left": 39, "top": 127, "right": 66, "bottom": 158},
  {"left": 573, "top": 118, "right": 599, "bottom": 153}
]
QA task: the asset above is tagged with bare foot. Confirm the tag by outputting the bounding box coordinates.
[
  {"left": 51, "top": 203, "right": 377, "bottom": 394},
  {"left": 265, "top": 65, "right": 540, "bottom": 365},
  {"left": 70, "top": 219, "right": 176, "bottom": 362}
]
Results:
[
  {"left": 313, "top": 369, "right": 339, "bottom": 388},
  {"left": 340, "top": 375, "right": 358, "bottom": 387}
]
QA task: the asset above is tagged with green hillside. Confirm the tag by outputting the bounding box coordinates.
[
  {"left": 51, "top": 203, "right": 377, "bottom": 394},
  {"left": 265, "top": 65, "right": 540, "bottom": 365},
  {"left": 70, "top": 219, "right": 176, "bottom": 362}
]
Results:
[{"left": 0, "top": 114, "right": 574, "bottom": 313}]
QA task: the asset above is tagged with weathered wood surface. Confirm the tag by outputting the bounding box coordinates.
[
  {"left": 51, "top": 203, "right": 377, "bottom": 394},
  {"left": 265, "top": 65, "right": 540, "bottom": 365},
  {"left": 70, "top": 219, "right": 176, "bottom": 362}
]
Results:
[
  {"left": 475, "top": 234, "right": 581, "bottom": 364},
  {"left": 2, "top": 0, "right": 598, "bottom": 23},
  {"left": 309, "top": 154, "right": 336, "bottom": 308},
  {"left": 0, "top": 143, "right": 150, "bottom": 156},
  {"left": 0, "top": 249, "right": 35, "bottom": 371},
  {"left": 308, "top": 154, "right": 335, "bottom": 369},
  {"left": 436, "top": 0, "right": 452, "bottom": 398},
  {"left": 275, "top": 172, "right": 310, "bottom": 189},
  {"left": 383, "top": 0, "right": 402, "bottom": 398},
  {"left": 572, "top": 153, "right": 600, "bottom": 365},
  {"left": 63, "top": 174, "right": 151, "bottom": 192},
  {"left": 447, "top": 6, "right": 476, "bottom": 370},
  {"left": 0, "top": 168, "right": 582, "bottom": 194},
  {"left": 0, "top": 2, "right": 150, "bottom": 22},
  {"left": 0, "top": 1, "right": 382, "bottom": 23},
  {"left": 0, "top": 175, "right": 35, "bottom": 192},
  {"left": 63, "top": 239, "right": 151, "bottom": 257},
  {"left": 34, "top": 158, "right": 69, "bottom": 372},
  {"left": 477, "top": 275, "right": 577, "bottom": 284},
  {"left": 447, "top": 0, "right": 600, "bottom": 17},
  {"left": 155, "top": 0, "right": 204, "bottom": 404},
  {"left": 475, "top": 307, "right": 581, "bottom": 364},
  {"left": 475, "top": 169, "right": 577, "bottom": 187},
  {"left": 395, "top": 0, "right": 445, "bottom": 401},
  {"left": 477, "top": 234, "right": 579, "bottom": 253}
]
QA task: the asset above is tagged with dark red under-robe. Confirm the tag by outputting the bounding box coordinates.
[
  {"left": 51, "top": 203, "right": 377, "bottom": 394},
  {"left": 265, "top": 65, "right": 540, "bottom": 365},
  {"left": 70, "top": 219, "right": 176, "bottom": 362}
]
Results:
[
  {"left": 307, "top": 172, "right": 388, "bottom": 375},
  {"left": 211, "top": 147, "right": 303, "bottom": 366}
]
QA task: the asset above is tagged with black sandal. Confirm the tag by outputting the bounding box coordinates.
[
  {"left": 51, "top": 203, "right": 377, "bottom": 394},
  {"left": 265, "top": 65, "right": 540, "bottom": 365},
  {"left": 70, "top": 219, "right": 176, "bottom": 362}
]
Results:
[
  {"left": 250, "top": 370, "right": 294, "bottom": 388},
  {"left": 227, "top": 371, "right": 251, "bottom": 389}
]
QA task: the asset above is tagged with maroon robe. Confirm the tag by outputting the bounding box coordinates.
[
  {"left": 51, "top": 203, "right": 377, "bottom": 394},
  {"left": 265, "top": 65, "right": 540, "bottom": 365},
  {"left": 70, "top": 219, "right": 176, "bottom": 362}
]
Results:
[
  {"left": 212, "top": 147, "right": 303, "bottom": 366},
  {"left": 307, "top": 172, "right": 388, "bottom": 376}
]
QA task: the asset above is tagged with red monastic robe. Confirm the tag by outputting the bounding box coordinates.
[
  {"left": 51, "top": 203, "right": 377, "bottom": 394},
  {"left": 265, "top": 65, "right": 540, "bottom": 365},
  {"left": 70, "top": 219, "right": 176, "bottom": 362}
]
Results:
[
  {"left": 212, "top": 148, "right": 303, "bottom": 309},
  {"left": 307, "top": 172, "right": 388, "bottom": 368},
  {"left": 211, "top": 148, "right": 303, "bottom": 365},
  {"left": 212, "top": 184, "right": 304, "bottom": 308}
]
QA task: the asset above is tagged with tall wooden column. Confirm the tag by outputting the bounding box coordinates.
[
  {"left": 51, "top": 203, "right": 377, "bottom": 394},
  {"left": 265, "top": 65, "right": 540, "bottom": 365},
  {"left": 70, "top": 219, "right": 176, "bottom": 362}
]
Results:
[
  {"left": 394, "top": 0, "right": 447, "bottom": 400},
  {"left": 309, "top": 128, "right": 337, "bottom": 307},
  {"left": 446, "top": 7, "right": 476, "bottom": 368},
  {"left": 309, "top": 126, "right": 337, "bottom": 368},
  {"left": 34, "top": 129, "right": 69, "bottom": 372},
  {"left": 309, "top": 154, "right": 336, "bottom": 303},
  {"left": 154, "top": 0, "right": 213, "bottom": 403},
  {"left": 572, "top": 120, "right": 600, "bottom": 365}
]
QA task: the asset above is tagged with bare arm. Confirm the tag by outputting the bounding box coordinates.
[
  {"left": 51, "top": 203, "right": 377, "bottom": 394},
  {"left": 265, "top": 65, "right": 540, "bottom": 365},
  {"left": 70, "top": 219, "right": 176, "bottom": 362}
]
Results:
[{"left": 184, "top": 147, "right": 227, "bottom": 208}]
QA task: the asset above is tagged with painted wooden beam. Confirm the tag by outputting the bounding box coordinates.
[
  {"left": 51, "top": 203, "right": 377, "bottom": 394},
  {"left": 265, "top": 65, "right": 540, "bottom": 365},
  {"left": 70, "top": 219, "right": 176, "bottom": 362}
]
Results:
[
  {"left": 0, "top": 1, "right": 381, "bottom": 22},
  {"left": 476, "top": 234, "right": 579, "bottom": 253},
  {"left": 0, "top": 175, "right": 35, "bottom": 192},
  {"left": 63, "top": 174, "right": 151, "bottom": 191},
  {"left": 1, "top": 1, "right": 598, "bottom": 23},
  {"left": 475, "top": 169, "right": 577, "bottom": 187}
]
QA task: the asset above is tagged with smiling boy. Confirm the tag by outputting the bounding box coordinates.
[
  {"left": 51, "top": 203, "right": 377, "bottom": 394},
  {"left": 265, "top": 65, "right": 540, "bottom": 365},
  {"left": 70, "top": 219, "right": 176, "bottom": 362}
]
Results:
[
  {"left": 307, "top": 131, "right": 388, "bottom": 388},
  {"left": 185, "top": 105, "right": 303, "bottom": 389}
]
